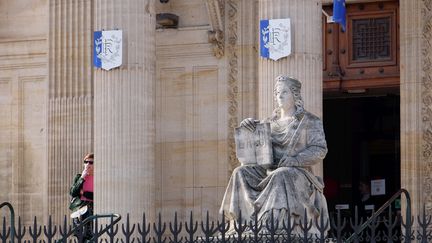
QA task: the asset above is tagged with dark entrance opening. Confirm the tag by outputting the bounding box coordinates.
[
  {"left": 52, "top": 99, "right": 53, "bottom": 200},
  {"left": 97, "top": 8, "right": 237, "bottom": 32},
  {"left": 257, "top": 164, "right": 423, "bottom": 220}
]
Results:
[{"left": 323, "top": 92, "right": 400, "bottom": 215}]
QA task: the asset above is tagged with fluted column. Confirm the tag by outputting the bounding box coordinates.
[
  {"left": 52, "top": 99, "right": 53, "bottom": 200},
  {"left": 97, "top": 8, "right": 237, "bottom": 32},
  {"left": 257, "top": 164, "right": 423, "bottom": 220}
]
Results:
[
  {"left": 258, "top": 0, "right": 323, "bottom": 119},
  {"left": 400, "top": 0, "right": 429, "bottom": 219},
  {"left": 94, "top": 0, "right": 155, "bottom": 223},
  {"left": 48, "top": 0, "right": 94, "bottom": 225},
  {"left": 258, "top": 0, "right": 323, "bottom": 175}
]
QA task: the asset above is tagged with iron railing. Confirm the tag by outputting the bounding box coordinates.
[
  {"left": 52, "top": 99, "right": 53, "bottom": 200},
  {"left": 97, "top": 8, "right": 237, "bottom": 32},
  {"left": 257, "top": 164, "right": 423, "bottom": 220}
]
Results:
[
  {"left": 345, "top": 189, "right": 411, "bottom": 243},
  {"left": 0, "top": 202, "right": 14, "bottom": 243},
  {"left": 1, "top": 195, "right": 431, "bottom": 243},
  {"left": 57, "top": 213, "right": 121, "bottom": 243}
]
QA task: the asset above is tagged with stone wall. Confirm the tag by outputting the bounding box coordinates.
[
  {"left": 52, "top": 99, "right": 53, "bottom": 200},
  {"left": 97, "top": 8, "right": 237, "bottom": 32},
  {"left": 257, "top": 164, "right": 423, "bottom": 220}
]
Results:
[
  {"left": 154, "top": 0, "right": 258, "bottom": 221},
  {"left": 155, "top": 6, "right": 227, "bottom": 222},
  {"left": 1, "top": 0, "right": 431, "bottom": 227},
  {"left": 0, "top": 0, "right": 48, "bottom": 224}
]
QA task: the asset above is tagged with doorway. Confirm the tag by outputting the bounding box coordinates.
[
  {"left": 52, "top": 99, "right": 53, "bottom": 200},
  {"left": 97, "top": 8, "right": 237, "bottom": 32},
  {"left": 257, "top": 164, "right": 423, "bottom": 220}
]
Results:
[{"left": 322, "top": 92, "right": 400, "bottom": 214}]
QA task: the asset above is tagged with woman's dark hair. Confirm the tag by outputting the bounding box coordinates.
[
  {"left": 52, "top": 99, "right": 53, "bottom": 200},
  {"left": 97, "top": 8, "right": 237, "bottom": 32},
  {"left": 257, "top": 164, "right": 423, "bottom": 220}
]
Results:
[{"left": 83, "top": 153, "right": 94, "bottom": 161}]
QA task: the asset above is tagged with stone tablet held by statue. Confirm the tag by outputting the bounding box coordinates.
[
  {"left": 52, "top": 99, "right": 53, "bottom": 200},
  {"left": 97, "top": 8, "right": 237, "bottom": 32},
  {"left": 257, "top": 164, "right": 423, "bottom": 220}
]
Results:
[{"left": 234, "top": 122, "right": 273, "bottom": 168}]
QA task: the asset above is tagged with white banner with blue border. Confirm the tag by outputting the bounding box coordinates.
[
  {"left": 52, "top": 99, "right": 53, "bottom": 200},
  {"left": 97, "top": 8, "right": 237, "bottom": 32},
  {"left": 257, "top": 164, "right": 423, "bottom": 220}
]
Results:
[
  {"left": 260, "top": 18, "right": 292, "bottom": 61},
  {"left": 94, "top": 30, "right": 122, "bottom": 70}
]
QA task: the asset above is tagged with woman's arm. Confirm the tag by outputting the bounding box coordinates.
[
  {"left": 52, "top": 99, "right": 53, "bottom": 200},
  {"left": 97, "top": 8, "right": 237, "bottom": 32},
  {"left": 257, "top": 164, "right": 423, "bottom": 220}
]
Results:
[{"left": 69, "top": 174, "right": 85, "bottom": 197}]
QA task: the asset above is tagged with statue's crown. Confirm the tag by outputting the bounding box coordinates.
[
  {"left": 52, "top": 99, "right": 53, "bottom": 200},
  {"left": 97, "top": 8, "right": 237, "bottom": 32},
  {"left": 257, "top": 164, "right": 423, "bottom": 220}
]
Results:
[{"left": 275, "top": 75, "right": 301, "bottom": 89}]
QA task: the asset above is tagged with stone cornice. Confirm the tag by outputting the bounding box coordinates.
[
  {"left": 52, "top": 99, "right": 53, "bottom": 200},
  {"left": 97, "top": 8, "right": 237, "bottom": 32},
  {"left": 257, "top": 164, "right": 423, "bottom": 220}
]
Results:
[
  {"left": 0, "top": 37, "right": 47, "bottom": 57},
  {"left": 204, "top": 0, "right": 225, "bottom": 58},
  {"left": 0, "top": 36, "right": 47, "bottom": 43},
  {"left": 156, "top": 43, "right": 214, "bottom": 58},
  {"left": 0, "top": 63, "right": 47, "bottom": 70}
]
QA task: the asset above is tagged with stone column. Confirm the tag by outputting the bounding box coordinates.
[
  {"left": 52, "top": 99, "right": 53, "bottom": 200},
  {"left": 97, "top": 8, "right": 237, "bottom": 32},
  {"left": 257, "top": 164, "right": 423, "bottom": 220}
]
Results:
[
  {"left": 258, "top": 0, "right": 323, "bottom": 175},
  {"left": 400, "top": 0, "right": 430, "bottom": 219},
  {"left": 94, "top": 0, "right": 156, "bottom": 223},
  {"left": 48, "top": 0, "right": 94, "bottom": 225}
]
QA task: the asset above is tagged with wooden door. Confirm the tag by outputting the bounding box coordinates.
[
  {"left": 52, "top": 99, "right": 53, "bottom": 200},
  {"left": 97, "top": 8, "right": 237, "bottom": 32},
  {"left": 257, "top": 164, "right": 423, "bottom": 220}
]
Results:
[{"left": 323, "top": 1, "right": 399, "bottom": 92}]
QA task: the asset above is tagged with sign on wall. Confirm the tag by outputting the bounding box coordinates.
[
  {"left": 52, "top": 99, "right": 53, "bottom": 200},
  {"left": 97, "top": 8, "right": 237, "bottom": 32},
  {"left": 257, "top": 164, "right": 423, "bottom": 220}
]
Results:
[
  {"left": 94, "top": 30, "right": 122, "bottom": 70},
  {"left": 260, "top": 18, "right": 292, "bottom": 61},
  {"left": 371, "top": 179, "right": 386, "bottom": 196}
]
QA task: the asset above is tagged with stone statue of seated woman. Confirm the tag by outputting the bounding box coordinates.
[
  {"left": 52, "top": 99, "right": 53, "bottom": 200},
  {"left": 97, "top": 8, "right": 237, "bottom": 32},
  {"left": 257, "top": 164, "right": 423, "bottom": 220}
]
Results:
[{"left": 219, "top": 75, "right": 329, "bottom": 235}]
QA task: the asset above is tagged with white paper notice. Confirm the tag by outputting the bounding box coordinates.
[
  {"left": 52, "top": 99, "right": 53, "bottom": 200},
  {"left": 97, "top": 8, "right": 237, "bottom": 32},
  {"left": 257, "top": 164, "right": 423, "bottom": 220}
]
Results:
[{"left": 371, "top": 179, "right": 386, "bottom": 196}]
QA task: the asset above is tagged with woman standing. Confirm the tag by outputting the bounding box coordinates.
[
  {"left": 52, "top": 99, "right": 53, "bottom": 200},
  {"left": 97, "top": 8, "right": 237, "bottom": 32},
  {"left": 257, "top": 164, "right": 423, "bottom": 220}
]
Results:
[
  {"left": 69, "top": 153, "right": 94, "bottom": 240},
  {"left": 220, "top": 76, "right": 329, "bottom": 235}
]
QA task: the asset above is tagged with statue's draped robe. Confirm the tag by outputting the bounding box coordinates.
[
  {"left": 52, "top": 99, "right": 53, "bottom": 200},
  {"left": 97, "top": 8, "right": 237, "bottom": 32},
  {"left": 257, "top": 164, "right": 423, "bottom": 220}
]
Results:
[{"left": 220, "top": 111, "right": 329, "bottom": 234}]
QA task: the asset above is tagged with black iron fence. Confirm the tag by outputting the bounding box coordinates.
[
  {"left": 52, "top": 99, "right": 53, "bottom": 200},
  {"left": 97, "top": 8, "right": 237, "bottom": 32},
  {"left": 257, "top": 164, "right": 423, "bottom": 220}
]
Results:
[{"left": 1, "top": 208, "right": 432, "bottom": 243}]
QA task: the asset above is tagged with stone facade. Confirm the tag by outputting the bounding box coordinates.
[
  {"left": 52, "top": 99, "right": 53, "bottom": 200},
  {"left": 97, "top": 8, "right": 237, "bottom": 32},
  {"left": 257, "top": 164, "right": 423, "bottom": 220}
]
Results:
[
  {"left": 0, "top": 0, "right": 431, "bottom": 227},
  {"left": 0, "top": 0, "right": 48, "bottom": 225},
  {"left": 47, "top": 0, "right": 94, "bottom": 225}
]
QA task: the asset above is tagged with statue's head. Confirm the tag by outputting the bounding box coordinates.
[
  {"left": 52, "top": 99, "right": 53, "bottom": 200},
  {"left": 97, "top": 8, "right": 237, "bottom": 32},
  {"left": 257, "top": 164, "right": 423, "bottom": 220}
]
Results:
[{"left": 272, "top": 75, "right": 305, "bottom": 120}]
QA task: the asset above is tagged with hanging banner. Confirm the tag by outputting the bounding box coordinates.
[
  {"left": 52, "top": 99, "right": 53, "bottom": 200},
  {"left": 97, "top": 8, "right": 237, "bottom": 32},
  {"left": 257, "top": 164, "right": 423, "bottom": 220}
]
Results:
[
  {"left": 94, "top": 30, "right": 122, "bottom": 70},
  {"left": 333, "top": 0, "right": 346, "bottom": 32},
  {"left": 260, "top": 18, "right": 292, "bottom": 61}
]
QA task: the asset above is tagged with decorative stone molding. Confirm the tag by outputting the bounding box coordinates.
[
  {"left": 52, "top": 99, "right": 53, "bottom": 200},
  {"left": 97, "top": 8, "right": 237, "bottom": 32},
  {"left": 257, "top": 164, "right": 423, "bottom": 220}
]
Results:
[
  {"left": 205, "top": 0, "right": 225, "bottom": 58},
  {"left": 157, "top": 44, "right": 214, "bottom": 58},
  {"left": 227, "top": 0, "right": 240, "bottom": 176},
  {"left": 0, "top": 37, "right": 47, "bottom": 70},
  {"left": 421, "top": 0, "right": 432, "bottom": 215}
]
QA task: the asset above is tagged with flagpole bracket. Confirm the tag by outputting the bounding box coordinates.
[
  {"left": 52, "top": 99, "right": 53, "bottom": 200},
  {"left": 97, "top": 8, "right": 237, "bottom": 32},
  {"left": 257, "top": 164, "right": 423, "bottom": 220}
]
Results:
[{"left": 322, "top": 9, "right": 334, "bottom": 24}]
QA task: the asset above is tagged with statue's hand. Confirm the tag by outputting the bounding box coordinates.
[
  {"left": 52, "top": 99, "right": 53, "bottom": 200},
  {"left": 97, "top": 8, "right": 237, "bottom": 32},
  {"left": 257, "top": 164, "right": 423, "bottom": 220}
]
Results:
[{"left": 240, "top": 118, "right": 257, "bottom": 132}]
